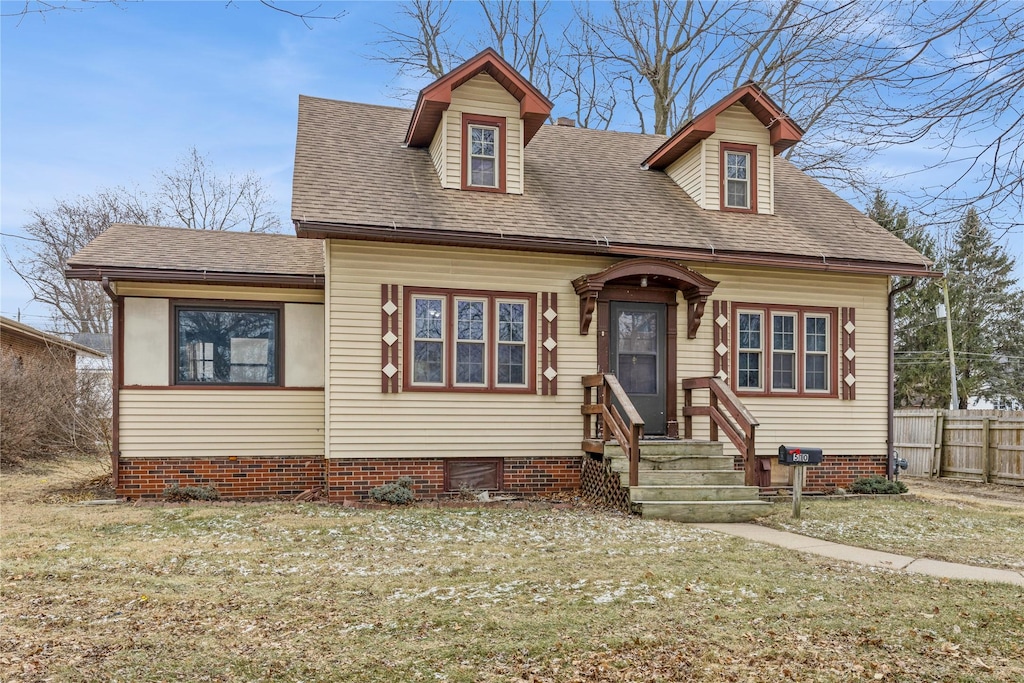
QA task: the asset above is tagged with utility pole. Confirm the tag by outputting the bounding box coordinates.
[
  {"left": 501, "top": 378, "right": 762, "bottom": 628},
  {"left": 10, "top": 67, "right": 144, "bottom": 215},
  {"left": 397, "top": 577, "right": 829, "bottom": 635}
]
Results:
[{"left": 939, "top": 278, "right": 959, "bottom": 410}]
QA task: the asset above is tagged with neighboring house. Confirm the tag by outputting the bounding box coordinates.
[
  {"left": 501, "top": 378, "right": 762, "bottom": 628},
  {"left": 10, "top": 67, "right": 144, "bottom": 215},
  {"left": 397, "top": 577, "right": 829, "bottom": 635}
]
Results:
[
  {"left": 66, "top": 49, "right": 938, "bottom": 513},
  {"left": 1, "top": 316, "right": 105, "bottom": 371}
]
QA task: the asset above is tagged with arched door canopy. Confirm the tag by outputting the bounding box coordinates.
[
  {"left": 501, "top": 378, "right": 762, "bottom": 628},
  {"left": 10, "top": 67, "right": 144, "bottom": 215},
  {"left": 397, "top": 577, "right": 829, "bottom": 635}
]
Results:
[{"left": 572, "top": 258, "right": 719, "bottom": 338}]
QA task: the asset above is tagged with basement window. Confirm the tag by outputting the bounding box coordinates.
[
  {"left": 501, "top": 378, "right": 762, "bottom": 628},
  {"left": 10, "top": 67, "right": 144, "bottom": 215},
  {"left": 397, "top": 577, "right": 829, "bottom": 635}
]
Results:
[{"left": 445, "top": 459, "right": 502, "bottom": 491}]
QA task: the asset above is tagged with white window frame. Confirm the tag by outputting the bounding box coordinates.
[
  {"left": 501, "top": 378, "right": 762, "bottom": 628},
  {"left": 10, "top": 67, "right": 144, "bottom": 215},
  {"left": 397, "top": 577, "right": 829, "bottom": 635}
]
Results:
[
  {"left": 411, "top": 295, "right": 446, "bottom": 386},
  {"left": 495, "top": 298, "right": 529, "bottom": 388},
  {"left": 771, "top": 312, "right": 798, "bottom": 392},
  {"left": 736, "top": 310, "right": 764, "bottom": 391},
  {"left": 803, "top": 313, "right": 831, "bottom": 393},
  {"left": 724, "top": 150, "right": 751, "bottom": 209},
  {"left": 468, "top": 124, "right": 500, "bottom": 189},
  {"left": 453, "top": 296, "right": 488, "bottom": 387}
]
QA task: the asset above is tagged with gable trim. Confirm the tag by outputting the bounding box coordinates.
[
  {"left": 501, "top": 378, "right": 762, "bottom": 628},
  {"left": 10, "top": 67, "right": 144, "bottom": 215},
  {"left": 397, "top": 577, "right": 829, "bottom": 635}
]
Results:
[
  {"left": 405, "top": 48, "right": 553, "bottom": 148},
  {"left": 644, "top": 83, "right": 803, "bottom": 170}
]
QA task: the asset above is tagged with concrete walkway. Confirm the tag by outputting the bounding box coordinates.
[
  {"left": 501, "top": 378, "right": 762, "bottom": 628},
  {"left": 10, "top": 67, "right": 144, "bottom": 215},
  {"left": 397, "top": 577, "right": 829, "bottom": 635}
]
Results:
[{"left": 698, "top": 523, "right": 1024, "bottom": 586}]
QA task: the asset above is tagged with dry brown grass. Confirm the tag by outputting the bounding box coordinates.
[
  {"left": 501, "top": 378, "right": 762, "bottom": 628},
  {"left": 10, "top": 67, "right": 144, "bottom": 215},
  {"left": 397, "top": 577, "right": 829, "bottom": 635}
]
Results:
[
  {"left": 760, "top": 483, "right": 1024, "bottom": 571},
  {"left": 2, "top": 459, "right": 1022, "bottom": 682}
]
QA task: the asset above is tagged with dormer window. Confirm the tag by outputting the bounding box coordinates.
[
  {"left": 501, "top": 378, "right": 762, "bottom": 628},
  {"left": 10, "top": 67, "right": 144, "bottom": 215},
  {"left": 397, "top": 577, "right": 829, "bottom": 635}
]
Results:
[
  {"left": 462, "top": 114, "right": 506, "bottom": 193},
  {"left": 721, "top": 143, "right": 757, "bottom": 212}
]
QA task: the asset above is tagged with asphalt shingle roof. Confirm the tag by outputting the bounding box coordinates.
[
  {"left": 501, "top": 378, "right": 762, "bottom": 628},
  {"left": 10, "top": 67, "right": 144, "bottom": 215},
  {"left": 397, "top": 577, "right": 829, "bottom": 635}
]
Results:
[
  {"left": 67, "top": 224, "right": 324, "bottom": 276},
  {"left": 292, "top": 96, "right": 930, "bottom": 270}
]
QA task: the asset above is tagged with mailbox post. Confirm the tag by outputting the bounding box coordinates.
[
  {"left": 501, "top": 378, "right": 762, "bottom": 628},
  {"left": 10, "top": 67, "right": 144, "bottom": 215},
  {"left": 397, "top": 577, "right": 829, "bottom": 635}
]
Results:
[{"left": 778, "top": 446, "right": 823, "bottom": 519}]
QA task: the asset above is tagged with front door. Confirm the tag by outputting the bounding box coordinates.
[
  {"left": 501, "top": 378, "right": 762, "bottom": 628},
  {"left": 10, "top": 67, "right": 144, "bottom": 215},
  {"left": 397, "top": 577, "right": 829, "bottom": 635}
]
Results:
[{"left": 609, "top": 302, "right": 667, "bottom": 435}]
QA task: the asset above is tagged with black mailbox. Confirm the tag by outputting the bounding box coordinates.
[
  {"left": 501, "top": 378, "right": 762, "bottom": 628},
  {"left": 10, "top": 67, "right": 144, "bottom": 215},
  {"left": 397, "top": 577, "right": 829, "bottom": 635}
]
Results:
[{"left": 778, "top": 445, "right": 823, "bottom": 465}]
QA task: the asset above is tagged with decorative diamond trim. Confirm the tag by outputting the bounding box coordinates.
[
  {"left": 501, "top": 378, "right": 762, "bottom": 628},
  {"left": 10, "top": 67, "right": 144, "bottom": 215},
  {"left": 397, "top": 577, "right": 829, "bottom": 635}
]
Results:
[
  {"left": 716, "top": 314, "right": 728, "bottom": 327},
  {"left": 716, "top": 370, "right": 728, "bottom": 381},
  {"left": 845, "top": 373, "right": 856, "bottom": 386},
  {"left": 844, "top": 320, "right": 856, "bottom": 334},
  {"left": 716, "top": 343, "right": 728, "bottom": 357},
  {"left": 543, "top": 307, "right": 558, "bottom": 322},
  {"left": 844, "top": 347, "right": 856, "bottom": 361},
  {"left": 382, "top": 331, "right": 398, "bottom": 346},
  {"left": 382, "top": 300, "right": 397, "bottom": 316},
  {"left": 544, "top": 367, "right": 558, "bottom": 381},
  {"left": 543, "top": 337, "right": 557, "bottom": 351},
  {"left": 382, "top": 363, "right": 398, "bottom": 378}
]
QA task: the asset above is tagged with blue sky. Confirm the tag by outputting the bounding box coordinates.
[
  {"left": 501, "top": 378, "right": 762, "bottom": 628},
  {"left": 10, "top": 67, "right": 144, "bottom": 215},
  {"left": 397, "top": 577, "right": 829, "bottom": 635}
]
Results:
[{"left": 2, "top": 1, "right": 1021, "bottom": 330}]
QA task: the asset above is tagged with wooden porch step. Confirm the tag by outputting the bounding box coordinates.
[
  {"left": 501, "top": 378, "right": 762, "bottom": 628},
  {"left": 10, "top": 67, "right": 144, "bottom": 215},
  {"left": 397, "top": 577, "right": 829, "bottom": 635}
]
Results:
[
  {"left": 605, "top": 453, "right": 735, "bottom": 472},
  {"left": 629, "top": 485, "right": 761, "bottom": 503},
  {"left": 618, "top": 469, "right": 745, "bottom": 487},
  {"left": 603, "top": 439, "right": 724, "bottom": 459},
  {"left": 639, "top": 500, "right": 772, "bottom": 523}
]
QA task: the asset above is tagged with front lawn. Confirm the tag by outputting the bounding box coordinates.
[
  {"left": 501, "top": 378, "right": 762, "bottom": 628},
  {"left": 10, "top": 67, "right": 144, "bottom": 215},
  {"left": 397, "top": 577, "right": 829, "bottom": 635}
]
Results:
[
  {"left": 2, "top": 460, "right": 1022, "bottom": 682},
  {"left": 759, "top": 490, "right": 1024, "bottom": 571}
]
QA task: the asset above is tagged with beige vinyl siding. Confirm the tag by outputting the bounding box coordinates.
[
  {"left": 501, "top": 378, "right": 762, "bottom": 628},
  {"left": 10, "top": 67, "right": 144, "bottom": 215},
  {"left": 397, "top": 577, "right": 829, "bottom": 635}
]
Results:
[
  {"left": 665, "top": 143, "right": 704, "bottom": 205},
  {"left": 429, "top": 114, "right": 450, "bottom": 188},
  {"left": 705, "top": 104, "right": 773, "bottom": 214},
  {"left": 124, "top": 297, "right": 169, "bottom": 386},
  {"left": 113, "top": 281, "right": 323, "bottom": 303},
  {"left": 119, "top": 389, "right": 324, "bottom": 458},
  {"left": 676, "top": 264, "right": 889, "bottom": 459},
  {"left": 327, "top": 240, "right": 611, "bottom": 459},
  {"left": 445, "top": 73, "right": 525, "bottom": 194}
]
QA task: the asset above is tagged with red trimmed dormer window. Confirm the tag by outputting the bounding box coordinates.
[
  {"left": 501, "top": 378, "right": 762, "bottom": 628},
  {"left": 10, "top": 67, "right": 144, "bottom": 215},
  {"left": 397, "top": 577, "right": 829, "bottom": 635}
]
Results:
[
  {"left": 462, "top": 114, "right": 506, "bottom": 193},
  {"left": 721, "top": 142, "right": 757, "bottom": 212}
]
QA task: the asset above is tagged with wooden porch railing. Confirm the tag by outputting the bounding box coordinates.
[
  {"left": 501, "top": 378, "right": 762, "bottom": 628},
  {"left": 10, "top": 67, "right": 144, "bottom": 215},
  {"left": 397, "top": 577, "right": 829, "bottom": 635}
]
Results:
[
  {"left": 581, "top": 373, "right": 645, "bottom": 487},
  {"left": 682, "top": 377, "right": 760, "bottom": 486}
]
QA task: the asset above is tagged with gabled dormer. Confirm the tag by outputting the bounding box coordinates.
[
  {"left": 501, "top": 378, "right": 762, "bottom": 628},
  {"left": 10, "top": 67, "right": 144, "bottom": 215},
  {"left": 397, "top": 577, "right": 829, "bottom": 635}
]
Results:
[
  {"left": 404, "top": 49, "right": 553, "bottom": 195},
  {"left": 643, "top": 84, "right": 803, "bottom": 215}
]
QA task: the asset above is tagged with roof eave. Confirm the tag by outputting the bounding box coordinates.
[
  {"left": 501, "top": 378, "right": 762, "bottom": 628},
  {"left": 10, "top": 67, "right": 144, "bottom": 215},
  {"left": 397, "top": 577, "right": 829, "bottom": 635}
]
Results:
[
  {"left": 294, "top": 220, "right": 940, "bottom": 279},
  {"left": 64, "top": 266, "right": 325, "bottom": 289}
]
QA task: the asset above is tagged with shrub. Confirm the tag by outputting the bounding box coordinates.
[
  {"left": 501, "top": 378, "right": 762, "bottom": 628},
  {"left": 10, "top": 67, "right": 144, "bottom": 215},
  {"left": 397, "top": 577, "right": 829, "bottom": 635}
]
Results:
[
  {"left": 369, "top": 476, "right": 415, "bottom": 505},
  {"left": 1, "top": 349, "right": 110, "bottom": 464},
  {"left": 849, "top": 476, "right": 908, "bottom": 495},
  {"left": 163, "top": 484, "right": 221, "bottom": 502}
]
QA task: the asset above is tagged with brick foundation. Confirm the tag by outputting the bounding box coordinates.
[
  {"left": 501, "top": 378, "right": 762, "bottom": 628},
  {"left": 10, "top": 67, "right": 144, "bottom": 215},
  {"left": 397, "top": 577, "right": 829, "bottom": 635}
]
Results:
[
  {"left": 803, "top": 453, "right": 887, "bottom": 492},
  {"left": 117, "top": 455, "right": 582, "bottom": 501},
  {"left": 326, "top": 456, "right": 581, "bottom": 502},
  {"left": 117, "top": 457, "right": 326, "bottom": 499}
]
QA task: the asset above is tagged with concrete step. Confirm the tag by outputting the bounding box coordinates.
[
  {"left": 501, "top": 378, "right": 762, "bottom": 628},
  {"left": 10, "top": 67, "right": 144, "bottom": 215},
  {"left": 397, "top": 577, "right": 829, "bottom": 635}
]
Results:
[
  {"left": 618, "top": 469, "right": 745, "bottom": 487},
  {"left": 629, "top": 485, "right": 761, "bottom": 503},
  {"left": 604, "top": 439, "right": 724, "bottom": 459},
  {"left": 606, "top": 453, "right": 736, "bottom": 472},
  {"left": 639, "top": 500, "right": 773, "bottom": 523}
]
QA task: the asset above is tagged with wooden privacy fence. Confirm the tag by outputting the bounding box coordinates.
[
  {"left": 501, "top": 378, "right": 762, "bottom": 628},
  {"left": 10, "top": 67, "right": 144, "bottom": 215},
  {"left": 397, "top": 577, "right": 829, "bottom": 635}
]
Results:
[{"left": 894, "top": 409, "right": 1024, "bottom": 486}]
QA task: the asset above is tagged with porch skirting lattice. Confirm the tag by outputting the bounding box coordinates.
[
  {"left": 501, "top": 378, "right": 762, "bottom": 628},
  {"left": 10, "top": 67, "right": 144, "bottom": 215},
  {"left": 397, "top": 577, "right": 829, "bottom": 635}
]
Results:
[{"left": 580, "top": 454, "right": 633, "bottom": 514}]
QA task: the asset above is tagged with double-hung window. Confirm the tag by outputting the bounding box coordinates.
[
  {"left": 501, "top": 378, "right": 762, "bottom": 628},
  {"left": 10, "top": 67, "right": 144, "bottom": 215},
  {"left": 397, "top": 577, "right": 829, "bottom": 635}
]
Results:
[
  {"left": 721, "top": 143, "right": 756, "bottom": 212},
  {"left": 407, "top": 289, "right": 534, "bottom": 392},
  {"left": 462, "top": 115, "right": 505, "bottom": 192},
  {"left": 733, "top": 305, "right": 835, "bottom": 396},
  {"left": 174, "top": 305, "right": 280, "bottom": 385}
]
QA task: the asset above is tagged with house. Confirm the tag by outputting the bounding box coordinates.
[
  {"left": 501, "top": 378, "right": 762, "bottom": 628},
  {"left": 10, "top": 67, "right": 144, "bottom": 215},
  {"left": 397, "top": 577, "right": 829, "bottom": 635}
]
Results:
[
  {"left": 66, "top": 49, "right": 938, "bottom": 516},
  {"left": 1, "top": 316, "right": 105, "bottom": 370}
]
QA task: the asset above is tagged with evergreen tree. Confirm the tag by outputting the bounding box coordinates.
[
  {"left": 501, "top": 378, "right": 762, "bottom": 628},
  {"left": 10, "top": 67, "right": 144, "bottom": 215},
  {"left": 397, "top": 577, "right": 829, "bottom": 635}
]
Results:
[
  {"left": 867, "top": 191, "right": 947, "bottom": 407},
  {"left": 945, "top": 208, "right": 1024, "bottom": 408}
]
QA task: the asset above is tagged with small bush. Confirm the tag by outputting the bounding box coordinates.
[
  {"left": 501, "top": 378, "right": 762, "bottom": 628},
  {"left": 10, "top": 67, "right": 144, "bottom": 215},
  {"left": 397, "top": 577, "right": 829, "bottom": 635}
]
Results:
[
  {"left": 849, "top": 476, "right": 908, "bottom": 495},
  {"left": 163, "top": 484, "right": 221, "bottom": 502},
  {"left": 369, "top": 476, "right": 415, "bottom": 505}
]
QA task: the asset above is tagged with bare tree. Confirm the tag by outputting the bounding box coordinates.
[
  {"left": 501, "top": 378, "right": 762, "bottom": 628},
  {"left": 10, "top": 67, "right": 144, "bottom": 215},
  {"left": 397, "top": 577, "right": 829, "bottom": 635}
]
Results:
[
  {"left": 6, "top": 149, "right": 283, "bottom": 334},
  {"left": 156, "top": 147, "right": 281, "bottom": 233},
  {"left": 4, "top": 188, "right": 158, "bottom": 334},
  {"left": 2, "top": 1, "right": 345, "bottom": 27},
  {"left": 374, "top": 0, "right": 459, "bottom": 82}
]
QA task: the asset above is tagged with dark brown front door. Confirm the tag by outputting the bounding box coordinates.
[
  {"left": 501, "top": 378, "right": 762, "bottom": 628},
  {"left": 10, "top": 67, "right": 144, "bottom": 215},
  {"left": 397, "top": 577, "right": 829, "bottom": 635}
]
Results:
[{"left": 609, "top": 302, "right": 667, "bottom": 435}]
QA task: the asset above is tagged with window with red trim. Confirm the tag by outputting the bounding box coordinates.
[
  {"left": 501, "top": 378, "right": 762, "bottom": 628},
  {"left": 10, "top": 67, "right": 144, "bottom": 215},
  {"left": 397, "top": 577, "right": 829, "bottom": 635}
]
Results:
[
  {"left": 404, "top": 288, "right": 534, "bottom": 392},
  {"left": 462, "top": 115, "right": 506, "bottom": 193},
  {"left": 720, "top": 142, "right": 757, "bottom": 212},
  {"left": 733, "top": 304, "right": 836, "bottom": 397}
]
